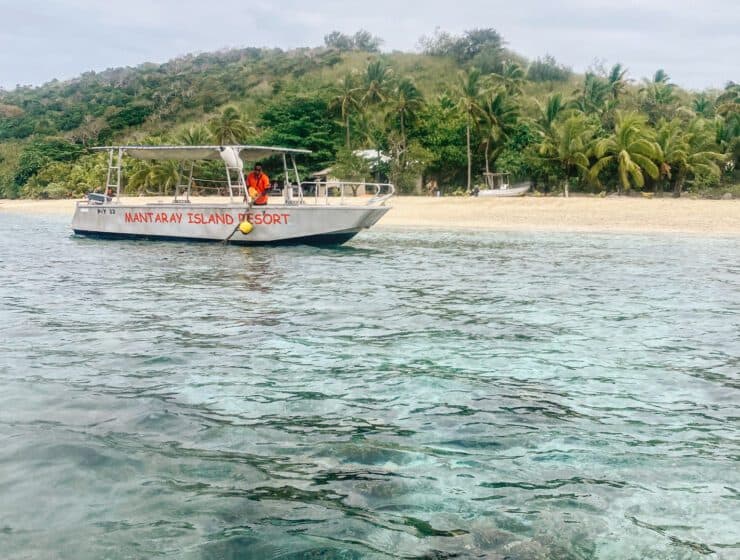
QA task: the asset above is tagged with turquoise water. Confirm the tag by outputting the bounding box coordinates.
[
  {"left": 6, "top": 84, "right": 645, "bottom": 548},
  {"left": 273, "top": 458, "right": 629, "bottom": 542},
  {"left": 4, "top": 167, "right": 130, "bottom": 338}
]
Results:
[{"left": 0, "top": 213, "right": 738, "bottom": 559}]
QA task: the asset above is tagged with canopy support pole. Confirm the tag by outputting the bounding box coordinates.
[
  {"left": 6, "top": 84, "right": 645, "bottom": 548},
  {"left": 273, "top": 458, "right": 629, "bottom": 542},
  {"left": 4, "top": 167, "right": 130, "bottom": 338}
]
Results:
[
  {"left": 282, "top": 153, "right": 292, "bottom": 204},
  {"left": 290, "top": 154, "right": 303, "bottom": 203},
  {"left": 187, "top": 162, "right": 193, "bottom": 201}
]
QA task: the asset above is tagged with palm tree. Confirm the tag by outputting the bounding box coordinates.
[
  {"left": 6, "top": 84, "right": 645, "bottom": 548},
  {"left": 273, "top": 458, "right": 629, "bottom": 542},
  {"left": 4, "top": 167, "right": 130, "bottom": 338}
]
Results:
[
  {"left": 127, "top": 161, "right": 157, "bottom": 195},
  {"left": 640, "top": 70, "right": 677, "bottom": 123},
  {"left": 491, "top": 61, "right": 525, "bottom": 96},
  {"left": 455, "top": 67, "right": 486, "bottom": 191},
  {"left": 127, "top": 160, "right": 180, "bottom": 195},
  {"left": 388, "top": 78, "right": 424, "bottom": 156},
  {"left": 480, "top": 89, "right": 519, "bottom": 173},
  {"left": 715, "top": 82, "right": 740, "bottom": 168},
  {"left": 329, "top": 73, "right": 361, "bottom": 149},
  {"left": 362, "top": 60, "right": 393, "bottom": 106},
  {"left": 175, "top": 125, "right": 212, "bottom": 192},
  {"left": 653, "top": 69, "right": 671, "bottom": 84},
  {"left": 590, "top": 111, "right": 662, "bottom": 193},
  {"left": 178, "top": 124, "right": 212, "bottom": 146},
  {"left": 598, "top": 64, "right": 628, "bottom": 130},
  {"left": 150, "top": 161, "right": 181, "bottom": 194},
  {"left": 353, "top": 61, "right": 394, "bottom": 180},
  {"left": 692, "top": 94, "right": 714, "bottom": 118},
  {"left": 536, "top": 93, "right": 567, "bottom": 133},
  {"left": 607, "top": 63, "right": 629, "bottom": 101},
  {"left": 575, "top": 73, "right": 611, "bottom": 115},
  {"left": 656, "top": 118, "right": 688, "bottom": 194},
  {"left": 716, "top": 81, "right": 739, "bottom": 117},
  {"left": 673, "top": 118, "right": 724, "bottom": 196},
  {"left": 355, "top": 109, "right": 388, "bottom": 182},
  {"left": 538, "top": 114, "right": 595, "bottom": 197},
  {"left": 715, "top": 114, "right": 740, "bottom": 169},
  {"left": 208, "top": 106, "right": 255, "bottom": 145},
  {"left": 606, "top": 62, "right": 629, "bottom": 111}
]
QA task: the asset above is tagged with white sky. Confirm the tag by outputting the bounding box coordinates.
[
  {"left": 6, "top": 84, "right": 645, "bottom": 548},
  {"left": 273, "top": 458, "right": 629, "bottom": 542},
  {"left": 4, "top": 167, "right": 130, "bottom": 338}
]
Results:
[{"left": 0, "top": 0, "right": 738, "bottom": 91}]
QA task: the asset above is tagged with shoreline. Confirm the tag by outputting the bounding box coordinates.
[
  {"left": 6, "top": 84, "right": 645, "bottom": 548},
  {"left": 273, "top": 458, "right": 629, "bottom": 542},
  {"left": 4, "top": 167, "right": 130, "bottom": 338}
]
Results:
[
  {"left": 378, "top": 196, "right": 740, "bottom": 235},
  {"left": 1, "top": 196, "right": 739, "bottom": 236}
]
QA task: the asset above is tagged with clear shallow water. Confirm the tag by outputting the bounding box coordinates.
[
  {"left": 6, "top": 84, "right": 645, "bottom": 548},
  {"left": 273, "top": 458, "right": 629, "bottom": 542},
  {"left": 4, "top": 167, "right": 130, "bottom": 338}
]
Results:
[{"left": 0, "top": 213, "right": 738, "bottom": 560}]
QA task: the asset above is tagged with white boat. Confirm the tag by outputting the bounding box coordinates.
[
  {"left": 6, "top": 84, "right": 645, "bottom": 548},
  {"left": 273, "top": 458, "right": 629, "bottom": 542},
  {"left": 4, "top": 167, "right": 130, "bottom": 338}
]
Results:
[
  {"left": 71, "top": 145, "right": 393, "bottom": 245},
  {"left": 476, "top": 172, "right": 530, "bottom": 197}
]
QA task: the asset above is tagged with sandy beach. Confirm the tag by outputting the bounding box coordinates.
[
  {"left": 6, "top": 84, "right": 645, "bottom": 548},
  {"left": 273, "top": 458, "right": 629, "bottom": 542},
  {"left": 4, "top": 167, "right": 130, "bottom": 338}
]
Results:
[
  {"left": 381, "top": 196, "right": 740, "bottom": 235},
  {"left": 1, "top": 195, "right": 738, "bottom": 235}
]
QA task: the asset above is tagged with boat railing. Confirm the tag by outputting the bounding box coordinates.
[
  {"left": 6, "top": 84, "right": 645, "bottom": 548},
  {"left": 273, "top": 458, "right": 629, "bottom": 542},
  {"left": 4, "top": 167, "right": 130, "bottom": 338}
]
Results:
[
  {"left": 75, "top": 181, "right": 395, "bottom": 207},
  {"left": 296, "top": 181, "right": 394, "bottom": 206}
]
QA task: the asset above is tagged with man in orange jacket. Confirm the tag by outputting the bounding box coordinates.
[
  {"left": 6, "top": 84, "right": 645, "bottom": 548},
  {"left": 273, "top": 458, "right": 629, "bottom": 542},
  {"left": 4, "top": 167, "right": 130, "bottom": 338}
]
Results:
[{"left": 246, "top": 164, "right": 270, "bottom": 205}]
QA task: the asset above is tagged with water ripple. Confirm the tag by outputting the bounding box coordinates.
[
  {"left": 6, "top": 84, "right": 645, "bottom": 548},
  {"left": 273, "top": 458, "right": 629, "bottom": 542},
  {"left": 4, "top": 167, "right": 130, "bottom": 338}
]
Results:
[{"left": 0, "top": 214, "right": 738, "bottom": 559}]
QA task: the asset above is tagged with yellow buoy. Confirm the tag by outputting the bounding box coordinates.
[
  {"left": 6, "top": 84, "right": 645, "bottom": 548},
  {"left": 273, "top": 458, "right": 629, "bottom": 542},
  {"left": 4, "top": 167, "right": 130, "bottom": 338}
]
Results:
[{"left": 238, "top": 221, "right": 253, "bottom": 235}]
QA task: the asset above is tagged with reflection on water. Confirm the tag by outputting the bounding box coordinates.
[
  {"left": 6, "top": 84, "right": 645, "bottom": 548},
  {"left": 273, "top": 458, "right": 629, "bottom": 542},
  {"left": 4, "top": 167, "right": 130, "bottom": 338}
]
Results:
[{"left": 0, "top": 214, "right": 738, "bottom": 559}]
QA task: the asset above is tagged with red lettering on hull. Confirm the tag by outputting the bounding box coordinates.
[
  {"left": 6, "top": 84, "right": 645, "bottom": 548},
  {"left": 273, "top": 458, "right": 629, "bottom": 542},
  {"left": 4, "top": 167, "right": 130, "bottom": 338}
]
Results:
[
  {"left": 237, "top": 212, "right": 290, "bottom": 225},
  {"left": 123, "top": 211, "right": 155, "bottom": 223},
  {"left": 187, "top": 212, "right": 235, "bottom": 225},
  {"left": 122, "top": 210, "right": 288, "bottom": 226}
]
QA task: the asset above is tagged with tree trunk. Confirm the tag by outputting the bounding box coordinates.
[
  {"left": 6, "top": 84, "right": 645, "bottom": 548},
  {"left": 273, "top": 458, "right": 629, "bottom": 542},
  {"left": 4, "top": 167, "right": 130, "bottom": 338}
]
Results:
[
  {"left": 564, "top": 178, "right": 570, "bottom": 198},
  {"left": 673, "top": 171, "right": 686, "bottom": 197},
  {"left": 345, "top": 115, "right": 351, "bottom": 149},
  {"left": 400, "top": 113, "right": 405, "bottom": 149},
  {"left": 376, "top": 149, "right": 381, "bottom": 183},
  {"left": 484, "top": 139, "right": 490, "bottom": 174},
  {"left": 647, "top": 175, "right": 656, "bottom": 195},
  {"left": 466, "top": 123, "right": 472, "bottom": 192}
]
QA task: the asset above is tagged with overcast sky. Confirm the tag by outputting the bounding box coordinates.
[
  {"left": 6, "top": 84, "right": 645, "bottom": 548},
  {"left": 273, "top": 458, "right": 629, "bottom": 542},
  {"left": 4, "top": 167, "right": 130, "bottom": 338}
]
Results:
[{"left": 0, "top": 0, "right": 737, "bottom": 91}]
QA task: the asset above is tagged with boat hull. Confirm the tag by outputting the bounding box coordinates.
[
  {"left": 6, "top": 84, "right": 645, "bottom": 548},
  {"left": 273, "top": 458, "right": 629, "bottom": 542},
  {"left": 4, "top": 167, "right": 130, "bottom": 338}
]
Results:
[
  {"left": 477, "top": 184, "right": 531, "bottom": 197},
  {"left": 71, "top": 203, "right": 389, "bottom": 245}
]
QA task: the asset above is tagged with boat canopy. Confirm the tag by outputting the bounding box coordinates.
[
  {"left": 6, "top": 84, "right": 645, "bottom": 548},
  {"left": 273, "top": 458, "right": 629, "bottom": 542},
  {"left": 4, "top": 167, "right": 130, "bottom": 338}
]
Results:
[{"left": 92, "top": 145, "right": 312, "bottom": 161}]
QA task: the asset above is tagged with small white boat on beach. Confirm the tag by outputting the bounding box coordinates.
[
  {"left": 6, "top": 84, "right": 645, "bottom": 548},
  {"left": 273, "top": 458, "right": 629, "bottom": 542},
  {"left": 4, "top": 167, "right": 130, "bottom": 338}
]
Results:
[
  {"left": 476, "top": 172, "right": 530, "bottom": 197},
  {"left": 71, "top": 145, "right": 393, "bottom": 245}
]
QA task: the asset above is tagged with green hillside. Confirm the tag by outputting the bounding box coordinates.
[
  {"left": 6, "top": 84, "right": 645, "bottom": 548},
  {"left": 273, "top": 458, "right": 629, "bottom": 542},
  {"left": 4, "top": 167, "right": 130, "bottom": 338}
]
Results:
[{"left": 0, "top": 29, "right": 738, "bottom": 198}]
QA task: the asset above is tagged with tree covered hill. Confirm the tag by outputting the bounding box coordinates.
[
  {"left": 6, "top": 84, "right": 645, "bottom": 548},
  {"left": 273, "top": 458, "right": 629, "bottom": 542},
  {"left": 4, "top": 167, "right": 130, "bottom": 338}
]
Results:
[{"left": 0, "top": 28, "right": 737, "bottom": 199}]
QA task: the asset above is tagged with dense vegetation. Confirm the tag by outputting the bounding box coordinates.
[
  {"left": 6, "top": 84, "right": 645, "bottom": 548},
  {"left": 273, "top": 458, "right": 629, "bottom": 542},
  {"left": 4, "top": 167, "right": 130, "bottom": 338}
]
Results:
[{"left": 0, "top": 28, "right": 737, "bottom": 199}]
